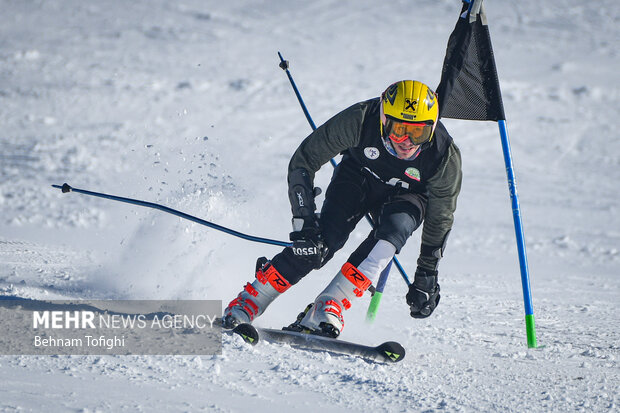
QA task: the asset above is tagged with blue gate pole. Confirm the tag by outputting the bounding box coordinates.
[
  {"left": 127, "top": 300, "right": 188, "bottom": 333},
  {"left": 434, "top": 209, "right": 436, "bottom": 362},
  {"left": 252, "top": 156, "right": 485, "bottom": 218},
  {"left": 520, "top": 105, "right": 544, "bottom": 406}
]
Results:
[{"left": 497, "top": 120, "right": 537, "bottom": 348}]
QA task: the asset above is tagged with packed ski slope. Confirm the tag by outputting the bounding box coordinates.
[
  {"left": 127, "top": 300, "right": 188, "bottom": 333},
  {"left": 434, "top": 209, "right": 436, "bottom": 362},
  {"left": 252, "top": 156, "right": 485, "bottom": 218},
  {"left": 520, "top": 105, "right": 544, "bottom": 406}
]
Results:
[{"left": 1, "top": 0, "right": 618, "bottom": 411}]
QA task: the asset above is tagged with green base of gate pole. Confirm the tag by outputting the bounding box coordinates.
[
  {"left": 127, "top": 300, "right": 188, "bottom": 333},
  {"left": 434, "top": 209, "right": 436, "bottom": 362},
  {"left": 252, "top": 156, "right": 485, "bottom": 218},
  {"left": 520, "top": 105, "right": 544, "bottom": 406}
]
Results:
[
  {"left": 526, "top": 314, "right": 538, "bottom": 348},
  {"left": 365, "top": 292, "right": 383, "bottom": 323}
]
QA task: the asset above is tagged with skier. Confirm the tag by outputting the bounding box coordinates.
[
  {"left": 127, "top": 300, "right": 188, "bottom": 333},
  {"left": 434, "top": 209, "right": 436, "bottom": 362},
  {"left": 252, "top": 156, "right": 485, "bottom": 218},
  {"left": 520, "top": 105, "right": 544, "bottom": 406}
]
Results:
[{"left": 223, "top": 80, "right": 462, "bottom": 338}]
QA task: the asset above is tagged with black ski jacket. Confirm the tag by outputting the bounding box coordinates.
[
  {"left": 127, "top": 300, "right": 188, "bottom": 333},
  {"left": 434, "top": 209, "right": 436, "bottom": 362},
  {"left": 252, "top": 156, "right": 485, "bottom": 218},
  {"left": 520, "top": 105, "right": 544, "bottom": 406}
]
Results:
[{"left": 288, "top": 97, "right": 462, "bottom": 271}]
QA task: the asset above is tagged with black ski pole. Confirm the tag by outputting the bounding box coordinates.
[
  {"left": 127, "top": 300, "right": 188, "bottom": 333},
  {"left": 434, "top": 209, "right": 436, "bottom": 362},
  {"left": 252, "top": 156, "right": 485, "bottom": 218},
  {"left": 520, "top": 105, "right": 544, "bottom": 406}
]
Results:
[
  {"left": 278, "top": 52, "right": 336, "bottom": 169},
  {"left": 52, "top": 183, "right": 292, "bottom": 248}
]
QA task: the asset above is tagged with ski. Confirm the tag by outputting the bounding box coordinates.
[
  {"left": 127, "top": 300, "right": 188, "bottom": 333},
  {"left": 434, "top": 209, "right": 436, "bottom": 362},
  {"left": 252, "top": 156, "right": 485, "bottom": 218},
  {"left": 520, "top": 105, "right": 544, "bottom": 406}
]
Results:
[{"left": 226, "top": 323, "right": 405, "bottom": 364}]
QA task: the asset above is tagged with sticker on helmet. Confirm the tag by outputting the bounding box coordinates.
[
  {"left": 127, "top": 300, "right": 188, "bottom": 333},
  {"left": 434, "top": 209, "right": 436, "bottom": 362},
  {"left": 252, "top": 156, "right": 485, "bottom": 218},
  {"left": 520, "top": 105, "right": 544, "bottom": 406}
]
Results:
[
  {"left": 405, "top": 167, "right": 421, "bottom": 181},
  {"left": 364, "top": 147, "right": 380, "bottom": 160},
  {"left": 404, "top": 99, "right": 417, "bottom": 112},
  {"left": 384, "top": 85, "right": 398, "bottom": 105},
  {"left": 426, "top": 89, "right": 436, "bottom": 110}
]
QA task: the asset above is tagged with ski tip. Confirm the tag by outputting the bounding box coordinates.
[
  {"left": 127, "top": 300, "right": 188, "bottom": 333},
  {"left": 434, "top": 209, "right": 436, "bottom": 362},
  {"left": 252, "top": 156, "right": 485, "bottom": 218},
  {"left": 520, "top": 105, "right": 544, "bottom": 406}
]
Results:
[
  {"left": 232, "top": 323, "right": 260, "bottom": 346},
  {"left": 376, "top": 341, "right": 406, "bottom": 363}
]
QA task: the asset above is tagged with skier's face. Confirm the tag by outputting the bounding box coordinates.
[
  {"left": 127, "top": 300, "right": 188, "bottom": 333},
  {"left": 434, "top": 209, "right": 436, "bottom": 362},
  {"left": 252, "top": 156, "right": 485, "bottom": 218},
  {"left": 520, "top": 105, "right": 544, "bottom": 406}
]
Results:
[
  {"left": 384, "top": 119, "right": 432, "bottom": 159},
  {"left": 391, "top": 139, "right": 420, "bottom": 159}
]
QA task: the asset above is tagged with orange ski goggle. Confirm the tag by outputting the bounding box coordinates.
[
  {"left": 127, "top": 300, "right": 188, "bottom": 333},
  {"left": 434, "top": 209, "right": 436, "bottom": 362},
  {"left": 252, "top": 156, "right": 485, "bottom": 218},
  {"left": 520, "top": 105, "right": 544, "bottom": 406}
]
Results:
[{"left": 385, "top": 119, "right": 434, "bottom": 145}]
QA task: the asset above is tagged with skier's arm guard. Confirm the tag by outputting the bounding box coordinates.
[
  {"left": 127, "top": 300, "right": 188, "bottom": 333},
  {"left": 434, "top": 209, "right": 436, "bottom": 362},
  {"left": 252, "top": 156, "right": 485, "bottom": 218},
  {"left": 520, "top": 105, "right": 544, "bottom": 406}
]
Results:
[
  {"left": 418, "top": 142, "right": 462, "bottom": 272},
  {"left": 288, "top": 168, "right": 318, "bottom": 230},
  {"left": 418, "top": 230, "right": 451, "bottom": 272}
]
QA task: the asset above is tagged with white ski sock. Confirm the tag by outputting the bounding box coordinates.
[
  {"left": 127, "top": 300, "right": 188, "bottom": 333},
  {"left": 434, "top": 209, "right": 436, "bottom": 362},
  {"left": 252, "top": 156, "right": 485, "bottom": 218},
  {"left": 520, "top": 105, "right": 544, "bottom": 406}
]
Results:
[{"left": 356, "top": 239, "right": 396, "bottom": 283}]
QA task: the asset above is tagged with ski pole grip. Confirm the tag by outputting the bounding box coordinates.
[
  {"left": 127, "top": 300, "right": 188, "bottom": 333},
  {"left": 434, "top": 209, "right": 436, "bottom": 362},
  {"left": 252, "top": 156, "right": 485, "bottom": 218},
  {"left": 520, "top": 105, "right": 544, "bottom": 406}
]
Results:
[
  {"left": 52, "top": 183, "right": 73, "bottom": 193},
  {"left": 277, "top": 51, "right": 289, "bottom": 70}
]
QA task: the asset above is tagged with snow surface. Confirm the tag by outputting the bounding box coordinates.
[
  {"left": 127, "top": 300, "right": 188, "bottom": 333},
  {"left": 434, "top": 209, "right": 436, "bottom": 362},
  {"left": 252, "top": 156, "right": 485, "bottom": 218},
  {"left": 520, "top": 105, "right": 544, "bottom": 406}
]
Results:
[{"left": 1, "top": 0, "right": 619, "bottom": 411}]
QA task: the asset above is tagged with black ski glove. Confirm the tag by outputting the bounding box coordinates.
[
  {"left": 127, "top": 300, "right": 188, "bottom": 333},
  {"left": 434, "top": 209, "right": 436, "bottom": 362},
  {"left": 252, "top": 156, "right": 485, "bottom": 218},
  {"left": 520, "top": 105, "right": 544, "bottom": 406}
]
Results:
[
  {"left": 289, "top": 220, "right": 328, "bottom": 269},
  {"left": 406, "top": 268, "right": 440, "bottom": 318}
]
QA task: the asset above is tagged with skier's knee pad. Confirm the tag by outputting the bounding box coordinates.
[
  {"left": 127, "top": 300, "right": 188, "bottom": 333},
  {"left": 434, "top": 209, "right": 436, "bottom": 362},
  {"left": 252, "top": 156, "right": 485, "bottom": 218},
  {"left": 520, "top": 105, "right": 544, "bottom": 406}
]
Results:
[{"left": 375, "top": 210, "right": 420, "bottom": 253}]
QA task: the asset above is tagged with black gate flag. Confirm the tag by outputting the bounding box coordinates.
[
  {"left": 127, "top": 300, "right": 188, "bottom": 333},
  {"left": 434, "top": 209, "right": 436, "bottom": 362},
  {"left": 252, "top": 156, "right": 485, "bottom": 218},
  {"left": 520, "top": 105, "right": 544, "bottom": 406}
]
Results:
[
  {"left": 436, "top": 0, "right": 506, "bottom": 121},
  {"left": 435, "top": 0, "right": 538, "bottom": 348}
]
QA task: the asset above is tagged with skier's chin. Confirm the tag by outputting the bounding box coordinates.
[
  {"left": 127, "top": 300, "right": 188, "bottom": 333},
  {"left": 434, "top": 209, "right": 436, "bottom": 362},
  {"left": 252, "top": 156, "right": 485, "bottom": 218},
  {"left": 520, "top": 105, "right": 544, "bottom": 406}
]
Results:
[{"left": 395, "top": 146, "right": 417, "bottom": 159}]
